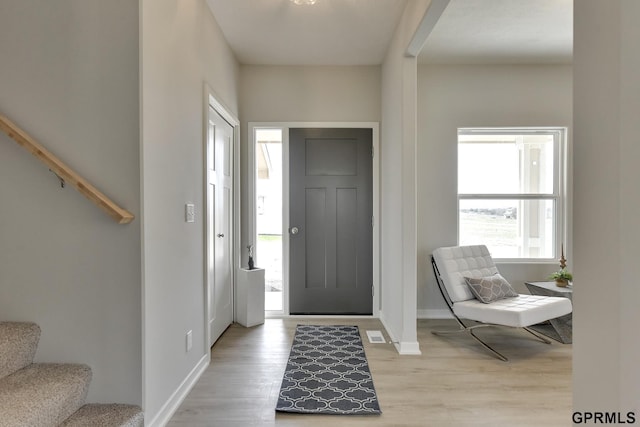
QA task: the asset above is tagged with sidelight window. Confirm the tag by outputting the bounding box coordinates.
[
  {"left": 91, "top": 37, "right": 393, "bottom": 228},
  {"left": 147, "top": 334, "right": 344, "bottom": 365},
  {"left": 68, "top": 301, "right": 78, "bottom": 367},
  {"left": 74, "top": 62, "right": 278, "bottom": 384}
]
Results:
[{"left": 255, "top": 128, "right": 284, "bottom": 311}]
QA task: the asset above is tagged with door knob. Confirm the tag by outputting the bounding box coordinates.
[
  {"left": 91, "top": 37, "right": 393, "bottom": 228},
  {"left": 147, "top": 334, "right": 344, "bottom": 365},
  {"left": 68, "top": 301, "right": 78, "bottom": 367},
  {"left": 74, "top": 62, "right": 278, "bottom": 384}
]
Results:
[
  {"left": 217, "top": 233, "right": 224, "bottom": 238},
  {"left": 290, "top": 227, "right": 299, "bottom": 235}
]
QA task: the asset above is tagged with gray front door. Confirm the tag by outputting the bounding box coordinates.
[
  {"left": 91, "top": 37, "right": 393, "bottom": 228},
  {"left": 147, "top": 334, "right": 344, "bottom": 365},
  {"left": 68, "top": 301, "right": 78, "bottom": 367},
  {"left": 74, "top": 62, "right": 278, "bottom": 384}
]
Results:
[{"left": 289, "top": 128, "right": 373, "bottom": 314}]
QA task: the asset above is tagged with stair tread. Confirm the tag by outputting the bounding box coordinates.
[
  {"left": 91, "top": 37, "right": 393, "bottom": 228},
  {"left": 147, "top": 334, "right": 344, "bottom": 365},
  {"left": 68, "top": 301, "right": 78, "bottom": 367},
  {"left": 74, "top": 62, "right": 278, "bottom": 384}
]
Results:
[
  {"left": 61, "top": 403, "right": 144, "bottom": 427},
  {"left": 0, "top": 321, "right": 41, "bottom": 379},
  {"left": 0, "top": 363, "right": 92, "bottom": 427}
]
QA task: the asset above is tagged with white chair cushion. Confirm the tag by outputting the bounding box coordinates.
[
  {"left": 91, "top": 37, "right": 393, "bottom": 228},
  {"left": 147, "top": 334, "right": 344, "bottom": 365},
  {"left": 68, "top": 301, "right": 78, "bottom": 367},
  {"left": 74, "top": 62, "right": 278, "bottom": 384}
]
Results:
[
  {"left": 433, "top": 245, "right": 498, "bottom": 302},
  {"left": 453, "top": 294, "right": 572, "bottom": 328}
]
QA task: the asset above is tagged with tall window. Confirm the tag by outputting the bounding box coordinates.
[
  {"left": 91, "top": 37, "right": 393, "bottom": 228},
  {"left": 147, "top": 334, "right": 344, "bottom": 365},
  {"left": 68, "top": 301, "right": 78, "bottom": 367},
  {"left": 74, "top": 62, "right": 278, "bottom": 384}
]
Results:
[{"left": 457, "top": 128, "right": 566, "bottom": 260}]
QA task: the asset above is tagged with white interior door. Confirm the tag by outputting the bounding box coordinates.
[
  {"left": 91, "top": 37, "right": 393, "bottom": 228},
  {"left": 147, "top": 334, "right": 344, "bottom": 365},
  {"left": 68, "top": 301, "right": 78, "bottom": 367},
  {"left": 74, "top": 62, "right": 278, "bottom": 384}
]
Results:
[{"left": 208, "top": 106, "right": 234, "bottom": 346}]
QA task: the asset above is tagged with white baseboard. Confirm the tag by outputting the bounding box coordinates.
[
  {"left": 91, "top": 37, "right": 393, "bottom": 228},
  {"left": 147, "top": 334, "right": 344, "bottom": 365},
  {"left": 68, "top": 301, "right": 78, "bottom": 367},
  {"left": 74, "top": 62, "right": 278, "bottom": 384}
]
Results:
[
  {"left": 146, "top": 353, "right": 209, "bottom": 427},
  {"left": 394, "top": 341, "right": 422, "bottom": 355},
  {"left": 417, "top": 309, "right": 453, "bottom": 319},
  {"left": 379, "top": 312, "right": 422, "bottom": 355},
  {"left": 275, "top": 314, "right": 377, "bottom": 319}
]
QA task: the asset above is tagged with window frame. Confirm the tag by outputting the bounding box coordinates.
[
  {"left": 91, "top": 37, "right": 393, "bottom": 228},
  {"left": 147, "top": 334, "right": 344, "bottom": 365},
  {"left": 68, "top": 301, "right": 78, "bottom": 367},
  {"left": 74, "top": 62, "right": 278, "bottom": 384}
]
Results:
[{"left": 457, "top": 127, "right": 568, "bottom": 263}]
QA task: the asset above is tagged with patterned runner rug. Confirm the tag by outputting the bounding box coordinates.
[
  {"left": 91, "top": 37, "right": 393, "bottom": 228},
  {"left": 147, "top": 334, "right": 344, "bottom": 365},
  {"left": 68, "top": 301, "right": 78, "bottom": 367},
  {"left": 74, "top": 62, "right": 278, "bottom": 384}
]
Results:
[{"left": 275, "top": 325, "right": 382, "bottom": 415}]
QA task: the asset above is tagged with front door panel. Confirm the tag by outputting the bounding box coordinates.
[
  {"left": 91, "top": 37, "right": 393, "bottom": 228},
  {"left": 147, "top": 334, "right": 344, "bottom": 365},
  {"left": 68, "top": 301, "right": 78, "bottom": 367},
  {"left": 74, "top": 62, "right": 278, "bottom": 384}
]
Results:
[{"left": 289, "top": 128, "right": 373, "bottom": 314}]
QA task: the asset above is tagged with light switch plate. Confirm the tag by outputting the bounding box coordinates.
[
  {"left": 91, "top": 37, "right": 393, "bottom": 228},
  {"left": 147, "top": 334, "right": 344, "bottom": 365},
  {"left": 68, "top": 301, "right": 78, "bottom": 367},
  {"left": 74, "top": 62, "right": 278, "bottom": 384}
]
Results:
[
  {"left": 186, "top": 330, "right": 193, "bottom": 352},
  {"left": 185, "top": 203, "right": 195, "bottom": 223}
]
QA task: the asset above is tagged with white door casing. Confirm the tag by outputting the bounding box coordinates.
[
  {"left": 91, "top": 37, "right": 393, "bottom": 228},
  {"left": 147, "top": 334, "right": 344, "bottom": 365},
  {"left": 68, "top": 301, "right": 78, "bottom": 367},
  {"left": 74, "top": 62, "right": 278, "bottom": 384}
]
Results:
[{"left": 248, "top": 122, "right": 380, "bottom": 317}]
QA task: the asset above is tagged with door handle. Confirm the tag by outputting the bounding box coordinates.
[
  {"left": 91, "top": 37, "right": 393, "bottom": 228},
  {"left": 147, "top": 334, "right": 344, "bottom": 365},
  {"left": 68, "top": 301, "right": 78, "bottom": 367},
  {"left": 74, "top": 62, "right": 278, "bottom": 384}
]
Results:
[
  {"left": 290, "top": 227, "right": 299, "bottom": 235},
  {"left": 217, "top": 233, "right": 224, "bottom": 238}
]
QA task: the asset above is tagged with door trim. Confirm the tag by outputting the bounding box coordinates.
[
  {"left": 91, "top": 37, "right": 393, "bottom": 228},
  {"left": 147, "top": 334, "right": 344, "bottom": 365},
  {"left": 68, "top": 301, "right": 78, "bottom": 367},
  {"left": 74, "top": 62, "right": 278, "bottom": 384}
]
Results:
[
  {"left": 204, "top": 84, "right": 240, "bottom": 350},
  {"left": 248, "top": 122, "right": 380, "bottom": 318}
]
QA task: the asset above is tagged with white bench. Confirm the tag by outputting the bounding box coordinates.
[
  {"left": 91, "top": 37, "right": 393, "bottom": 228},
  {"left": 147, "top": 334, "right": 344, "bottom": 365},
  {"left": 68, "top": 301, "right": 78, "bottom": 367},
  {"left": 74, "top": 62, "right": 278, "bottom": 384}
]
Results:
[{"left": 431, "top": 245, "right": 572, "bottom": 361}]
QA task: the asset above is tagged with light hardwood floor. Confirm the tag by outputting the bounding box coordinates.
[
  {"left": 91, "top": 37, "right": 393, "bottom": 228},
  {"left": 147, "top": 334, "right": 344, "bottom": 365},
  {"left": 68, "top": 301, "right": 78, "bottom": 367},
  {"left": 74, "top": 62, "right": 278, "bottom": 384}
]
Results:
[{"left": 168, "top": 318, "right": 572, "bottom": 427}]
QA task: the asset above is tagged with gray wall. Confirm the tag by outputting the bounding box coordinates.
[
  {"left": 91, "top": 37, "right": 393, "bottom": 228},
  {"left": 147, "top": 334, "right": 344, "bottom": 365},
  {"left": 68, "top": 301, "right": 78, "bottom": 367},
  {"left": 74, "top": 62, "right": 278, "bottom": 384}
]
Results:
[
  {"left": 238, "top": 64, "right": 381, "bottom": 266},
  {"left": 416, "top": 64, "right": 573, "bottom": 316},
  {"left": 240, "top": 65, "right": 381, "bottom": 123},
  {"left": 573, "top": 0, "right": 640, "bottom": 413},
  {"left": 0, "top": 1, "right": 141, "bottom": 404},
  {"left": 140, "top": 0, "right": 239, "bottom": 422}
]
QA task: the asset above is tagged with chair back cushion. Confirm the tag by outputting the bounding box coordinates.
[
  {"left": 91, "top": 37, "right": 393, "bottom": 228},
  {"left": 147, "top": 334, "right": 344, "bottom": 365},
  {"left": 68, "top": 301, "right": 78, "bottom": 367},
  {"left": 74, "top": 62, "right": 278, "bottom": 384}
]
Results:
[{"left": 432, "top": 245, "right": 499, "bottom": 302}]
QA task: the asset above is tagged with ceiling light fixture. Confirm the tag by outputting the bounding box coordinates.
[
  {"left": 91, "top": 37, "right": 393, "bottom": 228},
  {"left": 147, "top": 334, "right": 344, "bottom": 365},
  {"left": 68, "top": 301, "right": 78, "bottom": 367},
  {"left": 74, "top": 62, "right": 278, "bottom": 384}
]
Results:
[{"left": 290, "top": 0, "right": 317, "bottom": 5}]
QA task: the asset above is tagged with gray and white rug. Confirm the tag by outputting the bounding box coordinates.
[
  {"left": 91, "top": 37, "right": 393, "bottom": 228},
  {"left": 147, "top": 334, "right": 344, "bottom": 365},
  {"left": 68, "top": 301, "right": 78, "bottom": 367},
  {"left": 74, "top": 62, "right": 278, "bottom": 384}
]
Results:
[{"left": 275, "top": 325, "right": 382, "bottom": 415}]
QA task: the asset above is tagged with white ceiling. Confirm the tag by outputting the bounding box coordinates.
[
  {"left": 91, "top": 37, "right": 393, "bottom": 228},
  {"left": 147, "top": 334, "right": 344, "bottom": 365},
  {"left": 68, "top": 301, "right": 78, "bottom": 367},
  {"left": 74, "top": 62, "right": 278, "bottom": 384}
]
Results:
[
  {"left": 205, "top": 0, "right": 407, "bottom": 66},
  {"left": 205, "top": 0, "right": 572, "bottom": 66},
  {"left": 419, "top": 0, "right": 573, "bottom": 64}
]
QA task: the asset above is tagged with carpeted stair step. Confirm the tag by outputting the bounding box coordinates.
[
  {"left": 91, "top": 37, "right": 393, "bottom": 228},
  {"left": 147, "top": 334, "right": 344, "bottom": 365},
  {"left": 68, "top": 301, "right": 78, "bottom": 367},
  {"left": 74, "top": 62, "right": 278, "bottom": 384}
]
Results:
[
  {"left": 0, "top": 363, "right": 92, "bottom": 427},
  {"left": 0, "top": 321, "right": 41, "bottom": 380},
  {"left": 61, "top": 403, "right": 144, "bottom": 427}
]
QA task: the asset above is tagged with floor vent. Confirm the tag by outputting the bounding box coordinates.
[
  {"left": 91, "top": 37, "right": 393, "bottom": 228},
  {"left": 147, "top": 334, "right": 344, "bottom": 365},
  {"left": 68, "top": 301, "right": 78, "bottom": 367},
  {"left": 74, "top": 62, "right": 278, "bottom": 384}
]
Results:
[{"left": 366, "top": 330, "right": 386, "bottom": 344}]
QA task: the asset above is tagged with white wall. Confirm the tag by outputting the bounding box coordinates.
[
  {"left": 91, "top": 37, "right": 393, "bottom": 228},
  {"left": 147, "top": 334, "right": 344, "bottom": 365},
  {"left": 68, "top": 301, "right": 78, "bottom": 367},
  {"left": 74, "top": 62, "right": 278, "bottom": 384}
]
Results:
[
  {"left": 416, "top": 64, "right": 573, "bottom": 315},
  {"left": 379, "top": 0, "right": 431, "bottom": 354},
  {"left": 0, "top": 1, "right": 142, "bottom": 404},
  {"left": 573, "top": 0, "right": 640, "bottom": 413},
  {"left": 140, "top": 0, "right": 239, "bottom": 422}
]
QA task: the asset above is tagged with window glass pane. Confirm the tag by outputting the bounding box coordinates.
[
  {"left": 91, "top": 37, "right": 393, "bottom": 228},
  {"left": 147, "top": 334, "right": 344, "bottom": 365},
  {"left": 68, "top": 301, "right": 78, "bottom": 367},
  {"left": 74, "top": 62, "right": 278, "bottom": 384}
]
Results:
[
  {"left": 256, "top": 128, "right": 283, "bottom": 311},
  {"left": 459, "top": 199, "right": 555, "bottom": 259},
  {"left": 458, "top": 134, "right": 555, "bottom": 194}
]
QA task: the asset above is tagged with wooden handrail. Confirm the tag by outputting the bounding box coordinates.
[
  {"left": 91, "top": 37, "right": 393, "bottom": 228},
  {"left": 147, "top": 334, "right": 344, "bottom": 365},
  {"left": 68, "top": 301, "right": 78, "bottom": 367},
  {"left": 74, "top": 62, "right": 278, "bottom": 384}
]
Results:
[{"left": 0, "top": 114, "right": 134, "bottom": 224}]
